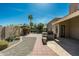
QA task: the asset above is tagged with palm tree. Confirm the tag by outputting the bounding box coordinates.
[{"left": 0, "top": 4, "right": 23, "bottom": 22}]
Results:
[{"left": 28, "top": 15, "right": 33, "bottom": 32}]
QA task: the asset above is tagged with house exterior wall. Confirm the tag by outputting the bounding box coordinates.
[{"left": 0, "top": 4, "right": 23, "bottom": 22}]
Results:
[
  {"left": 58, "top": 20, "right": 70, "bottom": 38},
  {"left": 54, "top": 16, "right": 79, "bottom": 39},
  {"left": 56, "top": 24, "right": 60, "bottom": 38},
  {"left": 48, "top": 23, "right": 59, "bottom": 38},
  {"left": 47, "top": 22, "right": 60, "bottom": 38},
  {"left": 47, "top": 23, "right": 53, "bottom": 31},
  {"left": 5, "top": 26, "right": 21, "bottom": 39},
  {"left": 70, "top": 16, "right": 79, "bottom": 39},
  {"left": 48, "top": 17, "right": 79, "bottom": 39},
  {"left": 5, "top": 26, "right": 14, "bottom": 39},
  {"left": 0, "top": 26, "right": 21, "bottom": 40},
  {"left": 52, "top": 25, "right": 55, "bottom": 33}
]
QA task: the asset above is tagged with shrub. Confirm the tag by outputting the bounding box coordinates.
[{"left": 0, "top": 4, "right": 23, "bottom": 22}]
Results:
[
  {"left": 15, "top": 37, "right": 20, "bottom": 40},
  {"left": 0, "top": 40, "right": 8, "bottom": 51},
  {"left": 6, "top": 37, "right": 15, "bottom": 42}
]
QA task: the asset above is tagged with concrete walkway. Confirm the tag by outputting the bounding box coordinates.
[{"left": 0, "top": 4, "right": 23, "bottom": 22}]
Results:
[
  {"left": 47, "top": 40, "right": 71, "bottom": 56},
  {"left": 0, "top": 35, "right": 36, "bottom": 56},
  {"left": 0, "top": 33, "right": 58, "bottom": 56}
]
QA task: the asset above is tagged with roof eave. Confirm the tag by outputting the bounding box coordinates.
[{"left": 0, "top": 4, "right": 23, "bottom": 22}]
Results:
[{"left": 52, "top": 10, "right": 79, "bottom": 25}]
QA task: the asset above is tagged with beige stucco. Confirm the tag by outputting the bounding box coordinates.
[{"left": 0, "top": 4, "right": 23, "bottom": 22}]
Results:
[
  {"left": 53, "top": 16, "right": 79, "bottom": 39},
  {"left": 59, "top": 16, "right": 79, "bottom": 39},
  {"left": 52, "top": 24, "right": 60, "bottom": 38},
  {"left": 70, "top": 16, "right": 79, "bottom": 39},
  {"left": 52, "top": 10, "right": 79, "bottom": 25},
  {"left": 59, "top": 20, "right": 70, "bottom": 38},
  {"left": 50, "top": 11, "right": 79, "bottom": 39},
  {"left": 47, "top": 22, "right": 53, "bottom": 31},
  {"left": 47, "top": 18, "right": 61, "bottom": 32}
]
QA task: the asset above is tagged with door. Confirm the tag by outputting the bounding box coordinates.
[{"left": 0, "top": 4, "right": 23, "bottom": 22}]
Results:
[{"left": 60, "top": 25, "right": 65, "bottom": 37}]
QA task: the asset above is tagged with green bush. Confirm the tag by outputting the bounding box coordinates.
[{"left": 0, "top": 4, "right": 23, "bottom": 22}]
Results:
[
  {"left": 0, "top": 40, "right": 8, "bottom": 51},
  {"left": 6, "top": 37, "right": 15, "bottom": 42},
  {"left": 15, "top": 37, "right": 20, "bottom": 40}
]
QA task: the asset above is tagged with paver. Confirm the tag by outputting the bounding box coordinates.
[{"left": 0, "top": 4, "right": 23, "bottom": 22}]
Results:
[{"left": 32, "top": 34, "right": 58, "bottom": 56}]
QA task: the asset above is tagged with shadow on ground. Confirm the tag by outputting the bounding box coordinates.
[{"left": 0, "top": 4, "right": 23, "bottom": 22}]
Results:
[{"left": 54, "top": 38, "right": 79, "bottom": 56}]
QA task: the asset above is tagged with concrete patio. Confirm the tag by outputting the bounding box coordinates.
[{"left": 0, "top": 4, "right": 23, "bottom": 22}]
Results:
[{"left": 47, "top": 38, "right": 79, "bottom": 56}]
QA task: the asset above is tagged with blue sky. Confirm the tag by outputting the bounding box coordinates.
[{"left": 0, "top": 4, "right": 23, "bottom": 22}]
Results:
[{"left": 0, "top": 3, "right": 69, "bottom": 26}]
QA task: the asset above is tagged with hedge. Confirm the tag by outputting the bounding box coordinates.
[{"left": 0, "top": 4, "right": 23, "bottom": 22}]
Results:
[{"left": 0, "top": 40, "right": 8, "bottom": 51}]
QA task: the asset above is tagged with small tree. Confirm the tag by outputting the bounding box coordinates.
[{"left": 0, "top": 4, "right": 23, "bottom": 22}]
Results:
[{"left": 37, "top": 23, "right": 44, "bottom": 33}]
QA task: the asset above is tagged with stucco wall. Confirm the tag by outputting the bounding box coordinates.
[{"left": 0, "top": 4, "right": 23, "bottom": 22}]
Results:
[
  {"left": 49, "top": 24, "right": 60, "bottom": 38},
  {"left": 0, "top": 26, "right": 21, "bottom": 40},
  {"left": 70, "top": 16, "right": 79, "bottom": 39},
  {"left": 59, "top": 20, "right": 70, "bottom": 38},
  {"left": 5, "top": 26, "right": 14, "bottom": 39},
  {"left": 56, "top": 16, "right": 79, "bottom": 39},
  {"left": 51, "top": 25, "right": 55, "bottom": 33},
  {"left": 47, "top": 23, "right": 53, "bottom": 31}
]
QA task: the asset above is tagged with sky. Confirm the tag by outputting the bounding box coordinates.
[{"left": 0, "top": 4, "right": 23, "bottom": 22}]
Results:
[{"left": 0, "top": 3, "right": 69, "bottom": 26}]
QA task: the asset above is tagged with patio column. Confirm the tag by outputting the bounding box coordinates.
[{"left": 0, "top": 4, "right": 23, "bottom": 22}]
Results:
[{"left": 56, "top": 24, "right": 60, "bottom": 38}]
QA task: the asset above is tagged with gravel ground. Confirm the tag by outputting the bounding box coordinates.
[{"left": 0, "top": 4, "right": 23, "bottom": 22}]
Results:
[{"left": 1, "top": 37, "right": 36, "bottom": 56}]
